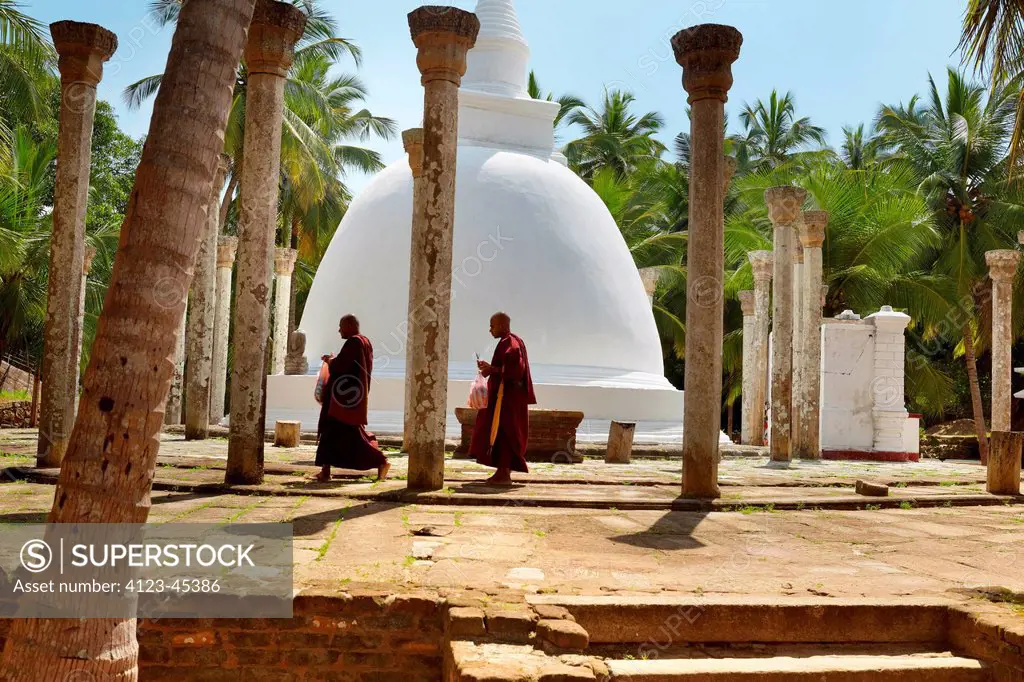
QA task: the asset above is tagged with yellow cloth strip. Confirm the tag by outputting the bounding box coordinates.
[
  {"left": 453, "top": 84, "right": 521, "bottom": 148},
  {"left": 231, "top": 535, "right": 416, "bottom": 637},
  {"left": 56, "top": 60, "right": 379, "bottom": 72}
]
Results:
[{"left": 489, "top": 382, "right": 504, "bottom": 447}]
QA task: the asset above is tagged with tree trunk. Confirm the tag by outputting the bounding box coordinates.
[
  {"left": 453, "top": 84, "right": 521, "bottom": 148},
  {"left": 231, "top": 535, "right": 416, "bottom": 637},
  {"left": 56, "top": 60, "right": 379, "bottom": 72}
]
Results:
[
  {"left": 0, "top": 1, "right": 255, "bottom": 679},
  {"left": 963, "top": 323, "right": 990, "bottom": 463}
]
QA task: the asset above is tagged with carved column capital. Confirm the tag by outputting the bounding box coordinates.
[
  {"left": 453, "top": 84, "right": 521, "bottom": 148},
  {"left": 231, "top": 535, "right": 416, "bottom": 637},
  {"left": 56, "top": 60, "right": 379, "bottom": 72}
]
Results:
[
  {"left": 217, "top": 236, "right": 239, "bottom": 269},
  {"left": 800, "top": 210, "right": 828, "bottom": 248},
  {"left": 50, "top": 21, "right": 117, "bottom": 86},
  {"left": 986, "top": 249, "right": 1020, "bottom": 282},
  {"left": 403, "top": 128, "right": 425, "bottom": 178},
  {"left": 408, "top": 6, "right": 480, "bottom": 85},
  {"left": 765, "top": 186, "right": 807, "bottom": 226},
  {"left": 245, "top": 0, "right": 307, "bottom": 78},
  {"left": 749, "top": 250, "right": 773, "bottom": 283},
  {"left": 672, "top": 24, "right": 743, "bottom": 104},
  {"left": 274, "top": 247, "right": 298, "bottom": 276}
]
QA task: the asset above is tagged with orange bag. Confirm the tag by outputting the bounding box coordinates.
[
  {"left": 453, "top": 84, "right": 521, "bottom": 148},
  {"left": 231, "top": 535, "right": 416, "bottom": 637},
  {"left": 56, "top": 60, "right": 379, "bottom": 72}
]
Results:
[
  {"left": 467, "top": 372, "right": 488, "bottom": 409},
  {"left": 314, "top": 361, "right": 330, "bottom": 404}
]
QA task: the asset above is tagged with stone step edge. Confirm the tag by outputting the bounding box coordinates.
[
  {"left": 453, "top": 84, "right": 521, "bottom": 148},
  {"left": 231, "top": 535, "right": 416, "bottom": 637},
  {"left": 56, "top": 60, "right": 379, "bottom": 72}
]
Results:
[{"left": 605, "top": 653, "right": 988, "bottom": 680}]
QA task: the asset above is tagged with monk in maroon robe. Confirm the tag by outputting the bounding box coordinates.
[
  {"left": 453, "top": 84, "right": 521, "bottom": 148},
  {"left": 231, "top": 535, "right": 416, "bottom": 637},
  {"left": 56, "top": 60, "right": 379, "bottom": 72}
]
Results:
[
  {"left": 469, "top": 312, "right": 536, "bottom": 485},
  {"left": 314, "top": 315, "right": 390, "bottom": 482}
]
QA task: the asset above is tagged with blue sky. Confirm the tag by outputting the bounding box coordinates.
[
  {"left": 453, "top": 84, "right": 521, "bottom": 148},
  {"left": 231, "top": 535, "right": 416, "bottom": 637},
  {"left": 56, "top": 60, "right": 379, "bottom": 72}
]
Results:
[{"left": 36, "top": 0, "right": 968, "bottom": 195}]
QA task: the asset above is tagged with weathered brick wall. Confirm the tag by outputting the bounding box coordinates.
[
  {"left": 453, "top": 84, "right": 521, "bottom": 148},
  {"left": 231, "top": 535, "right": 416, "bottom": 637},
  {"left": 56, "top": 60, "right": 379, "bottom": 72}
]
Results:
[
  {"left": 0, "top": 591, "right": 445, "bottom": 681},
  {"left": 0, "top": 401, "right": 32, "bottom": 428},
  {"left": 139, "top": 591, "right": 444, "bottom": 681}
]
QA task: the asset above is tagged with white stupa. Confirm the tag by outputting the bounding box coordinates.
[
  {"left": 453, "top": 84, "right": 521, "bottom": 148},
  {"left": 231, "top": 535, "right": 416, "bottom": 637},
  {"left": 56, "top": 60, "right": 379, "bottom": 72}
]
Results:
[{"left": 267, "top": 0, "right": 696, "bottom": 442}]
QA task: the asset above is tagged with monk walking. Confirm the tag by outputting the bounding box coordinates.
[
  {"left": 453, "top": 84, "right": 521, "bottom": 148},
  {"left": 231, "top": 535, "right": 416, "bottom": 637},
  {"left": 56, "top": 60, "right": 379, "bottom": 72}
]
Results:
[
  {"left": 470, "top": 312, "right": 536, "bottom": 486},
  {"left": 313, "top": 315, "right": 390, "bottom": 482}
]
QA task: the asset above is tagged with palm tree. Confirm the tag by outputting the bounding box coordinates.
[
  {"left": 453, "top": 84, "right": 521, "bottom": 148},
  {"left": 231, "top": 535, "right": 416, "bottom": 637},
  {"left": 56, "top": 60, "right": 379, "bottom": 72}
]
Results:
[
  {"left": 0, "top": 127, "right": 54, "bottom": 362},
  {"left": 731, "top": 90, "right": 826, "bottom": 171},
  {"left": 875, "top": 68, "right": 1023, "bottom": 458},
  {"left": 527, "top": 70, "right": 584, "bottom": 141},
  {"left": 960, "top": 0, "right": 1024, "bottom": 170},
  {"left": 564, "top": 89, "right": 666, "bottom": 180},
  {"left": 125, "top": 0, "right": 392, "bottom": 224},
  {"left": 0, "top": 1, "right": 255, "bottom": 678},
  {"left": 0, "top": 0, "right": 56, "bottom": 149},
  {"left": 840, "top": 123, "right": 883, "bottom": 170}
]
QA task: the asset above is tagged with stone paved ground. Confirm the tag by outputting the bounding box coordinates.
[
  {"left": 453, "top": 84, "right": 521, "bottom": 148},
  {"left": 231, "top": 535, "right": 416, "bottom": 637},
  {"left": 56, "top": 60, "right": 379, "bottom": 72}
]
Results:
[{"left": 2, "top": 428, "right": 1023, "bottom": 606}]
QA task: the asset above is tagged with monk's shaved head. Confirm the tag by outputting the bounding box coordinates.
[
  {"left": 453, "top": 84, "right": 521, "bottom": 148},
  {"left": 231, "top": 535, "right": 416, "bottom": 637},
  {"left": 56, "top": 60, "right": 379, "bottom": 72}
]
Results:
[
  {"left": 339, "top": 314, "right": 360, "bottom": 338},
  {"left": 489, "top": 312, "right": 511, "bottom": 338}
]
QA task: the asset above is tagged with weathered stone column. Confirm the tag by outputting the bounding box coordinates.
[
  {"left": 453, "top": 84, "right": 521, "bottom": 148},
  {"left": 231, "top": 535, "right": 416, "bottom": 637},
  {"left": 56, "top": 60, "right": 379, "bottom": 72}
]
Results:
[
  {"left": 795, "top": 210, "right": 828, "bottom": 459},
  {"left": 185, "top": 153, "right": 230, "bottom": 440},
  {"left": 867, "top": 306, "right": 912, "bottom": 452},
  {"left": 166, "top": 301, "right": 187, "bottom": 425},
  {"left": 748, "top": 250, "right": 772, "bottom": 447},
  {"left": 402, "top": 127, "right": 425, "bottom": 452},
  {"left": 738, "top": 290, "right": 755, "bottom": 445},
  {"left": 986, "top": 250, "right": 1020, "bottom": 432},
  {"left": 673, "top": 24, "right": 742, "bottom": 497},
  {"left": 405, "top": 7, "right": 480, "bottom": 491},
  {"left": 37, "top": 22, "right": 116, "bottom": 467},
  {"left": 790, "top": 243, "right": 804, "bottom": 456},
  {"left": 765, "top": 186, "right": 806, "bottom": 463},
  {"left": 639, "top": 268, "right": 660, "bottom": 306},
  {"left": 71, "top": 245, "right": 97, "bottom": 418},
  {"left": 211, "top": 235, "right": 238, "bottom": 424},
  {"left": 227, "top": 1, "right": 306, "bottom": 485},
  {"left": 271, "top": 247, "right": 298, "bottom": 375}
]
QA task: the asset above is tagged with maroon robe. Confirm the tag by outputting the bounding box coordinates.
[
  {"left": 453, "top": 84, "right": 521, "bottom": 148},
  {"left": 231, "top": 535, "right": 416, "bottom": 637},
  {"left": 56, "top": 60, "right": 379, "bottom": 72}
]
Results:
[
  {"left": 470, "top": 333, "right": 536, "bottom": 473},
  {"left": 316, "top": 335, "right": 387, "bottom": 471}
]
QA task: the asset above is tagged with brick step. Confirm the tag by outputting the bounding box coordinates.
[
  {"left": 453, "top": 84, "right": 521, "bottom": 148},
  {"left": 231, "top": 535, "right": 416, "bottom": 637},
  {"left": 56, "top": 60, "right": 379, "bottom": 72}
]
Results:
[{"left": 606, "top": 653, "right": 989, "bottom": 681}]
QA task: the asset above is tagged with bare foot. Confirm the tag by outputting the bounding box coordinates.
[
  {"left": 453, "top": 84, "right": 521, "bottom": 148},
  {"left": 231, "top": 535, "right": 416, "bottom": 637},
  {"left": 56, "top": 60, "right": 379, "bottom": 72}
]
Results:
[
  {"left": 309, "top": 470, "right": 331, "bottom": 483},
  {"left": 377, "top": 461, "right": 392, "bottom": 482},
  {"left": 484, "top": 474, "right": 513, "bottom": 487}
]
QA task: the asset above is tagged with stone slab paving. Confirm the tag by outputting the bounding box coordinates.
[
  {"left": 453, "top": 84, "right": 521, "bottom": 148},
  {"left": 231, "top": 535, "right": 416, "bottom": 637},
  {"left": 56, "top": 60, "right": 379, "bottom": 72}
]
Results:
[{"left": 3, "top": 427, "right": 1024, "bottom": 607}]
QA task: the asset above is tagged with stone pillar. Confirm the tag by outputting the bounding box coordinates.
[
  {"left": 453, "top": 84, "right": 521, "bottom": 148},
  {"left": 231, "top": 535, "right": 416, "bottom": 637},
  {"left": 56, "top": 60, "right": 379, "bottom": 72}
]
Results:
[
  {"left": 37, "top": 22, "right": 117, "bottom": 467},
  {"left": 71, "top": 245, "right": 97, "bottom": 418},
  {"left": 227, "top": 1, "right": 306, "bottom": 485},
  {"left": 185, "top": 153, "right": 230, "bottom": 440},
  {"left": 639, "top": 267, "right": 660, "bottom": 306},
  {"left": 405, "top": 7, "right": 480, "bottom": 491},
  {"left": 748, "top": 250, "right": 772, "bottom": 447},
  {"left": 866, "top": 306, "right": 912, "bottom": 452},
  {"left": 674, "top": 24, "right": 742, "bottom": 497},
  {"left": 988, "top": 431, "right": 1023, "bottom": 495},
  {"left": 402, "top": 127, "right": 424, "bottom": 453},
  {"left": 738, "top": 290, "right": 755, "bottom": 445},
  {"left": 795, "top": 211, "right": 827, "bottom": 459},
  {"left": 166, "top": 301, "right": 187, "bottom": 425},
  {"left": 790, "top": 242, "right": 804, "bottom": 455},
  {"left": 271, "top": 247, "right": 298, "bottom": 375},
  {"left": 986, "top": 250, "right": 1020, "bottom": 432},
  {"left": 211, "top": 236, "right": 238, "bottom": 424},
  {"left": 765, "top": 186, "right": 807, "bottom": 463}
]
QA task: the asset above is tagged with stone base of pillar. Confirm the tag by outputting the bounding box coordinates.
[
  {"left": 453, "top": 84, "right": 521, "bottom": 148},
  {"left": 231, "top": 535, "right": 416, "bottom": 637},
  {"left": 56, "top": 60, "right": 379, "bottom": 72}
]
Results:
[
  {"left": 274, "top": 420, "right": 301, "bottom": 448},
  {"left": 988, "top": 431, "right": 1023, "bottom": 495}
]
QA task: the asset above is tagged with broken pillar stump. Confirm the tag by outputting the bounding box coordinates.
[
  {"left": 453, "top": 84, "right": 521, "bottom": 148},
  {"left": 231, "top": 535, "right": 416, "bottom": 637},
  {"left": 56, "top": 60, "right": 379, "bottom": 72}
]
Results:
[
  {"left": 855, "top": 480, "right": 889, "bottom": 497},
  {"left": 274, "top": 420, "right": 301, "bottom": 448},
  {"left": 988, "top": 431, "right": 1023, "bottom": 495},
  {"left": 605, "top": 421, "right": 636, "bottom": 464}
]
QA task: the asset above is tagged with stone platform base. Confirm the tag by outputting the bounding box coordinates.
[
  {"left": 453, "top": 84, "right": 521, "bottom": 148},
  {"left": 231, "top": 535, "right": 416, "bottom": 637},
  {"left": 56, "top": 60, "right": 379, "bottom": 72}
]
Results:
[
  {"left": 824, "top": 450, "right": 920, "bottom": 463},
  {"left": 453, "top": 407, "right": 585, "bottom": 464}
]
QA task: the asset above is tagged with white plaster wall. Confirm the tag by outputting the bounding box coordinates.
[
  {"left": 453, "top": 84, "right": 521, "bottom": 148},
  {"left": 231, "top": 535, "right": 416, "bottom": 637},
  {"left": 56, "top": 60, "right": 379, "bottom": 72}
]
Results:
[{"left": 821, "top": 320, "right": 876, "bottom": 450}]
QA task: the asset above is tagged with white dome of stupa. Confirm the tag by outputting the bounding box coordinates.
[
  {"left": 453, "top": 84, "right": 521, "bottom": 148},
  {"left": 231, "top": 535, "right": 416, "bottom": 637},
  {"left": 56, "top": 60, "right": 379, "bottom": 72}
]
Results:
[{"left": 268, "top": 0, "right": 691, "bottom": 440}]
